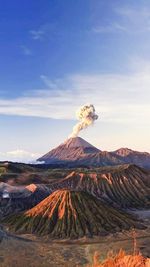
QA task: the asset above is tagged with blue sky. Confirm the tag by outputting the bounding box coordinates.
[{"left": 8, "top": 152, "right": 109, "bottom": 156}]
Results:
[{"left": 0, "top": 0, "right": 150, "bottom": 161}]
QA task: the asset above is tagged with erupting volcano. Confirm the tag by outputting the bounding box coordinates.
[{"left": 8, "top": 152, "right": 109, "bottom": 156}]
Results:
[
  {"left": 37, "top": 104, "right": 150, "bottom": 168},
  {"left": 38, "top": 136, "right": 100, "bottom": 164},
  {"left": 38, "top": 136, "right": 150, "bottom": 168}
]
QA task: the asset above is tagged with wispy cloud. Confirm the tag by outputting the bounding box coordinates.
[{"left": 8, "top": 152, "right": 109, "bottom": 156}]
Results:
[
  {"left": 40, "top": 75, "right": 59, "bottom": 89},
  {"left": 30, "top": 30, "right": 45, "bottom": 40},
  {"left": 0, "top": 59, "right": 149, "bottom": 125},
  {"left": 0, "top": 149, "right": 40, "bottom": 162},
  {"left": 29, "top": 23, "right": 56, "bottom": 41},
  {"left": 116, "top": 6, "right": 150, "bottom": 33},
  {"left": 93, "top": 5, "right": 150, "bottom": 34},
  {"left": 93, "top": 23, "right": 127, "bottom": 33},
  {"left": 20, "top": 45, "right": 32, "bottom": 55}
]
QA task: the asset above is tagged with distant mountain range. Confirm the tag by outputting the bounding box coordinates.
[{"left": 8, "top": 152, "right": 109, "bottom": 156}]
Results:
[{"left": 38, "top": 137, "right": 150, "bottom": 169}]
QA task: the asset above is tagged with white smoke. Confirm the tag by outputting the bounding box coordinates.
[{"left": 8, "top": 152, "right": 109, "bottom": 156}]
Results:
[{"left": 69, "top": 104, "right": 98, "bottom": 138}]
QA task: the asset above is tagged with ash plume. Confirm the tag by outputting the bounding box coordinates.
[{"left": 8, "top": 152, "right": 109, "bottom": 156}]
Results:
[{"left": 69, "top": 104, "right": 98, "bottom": 138}]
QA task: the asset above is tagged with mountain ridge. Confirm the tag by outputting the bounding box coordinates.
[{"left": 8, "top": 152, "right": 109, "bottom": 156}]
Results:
[
  {"left": 37, "top": 137, "right": 150, "bottom": 169},
  {"left": 49, "top": 164, "right": 150, "bottom": 208}
]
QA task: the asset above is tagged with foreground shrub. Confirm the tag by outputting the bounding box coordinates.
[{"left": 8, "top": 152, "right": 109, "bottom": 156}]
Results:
[{"left": 86, "top": 250, "right": 150, "bottom": 267}]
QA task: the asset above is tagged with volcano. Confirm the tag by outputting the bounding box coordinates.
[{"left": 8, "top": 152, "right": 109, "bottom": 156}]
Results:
[
  {"left": 38, "top": 137, "right": 100, "bottom": 164},
  {"left": 5, "top": 189, "right": 142, "bottom": 239},
  {"left": 37, "top": 136, "right": 122, "bottom": 166},
  {"left": 37, "top": 137, "right": 150, "bottom": 168}
]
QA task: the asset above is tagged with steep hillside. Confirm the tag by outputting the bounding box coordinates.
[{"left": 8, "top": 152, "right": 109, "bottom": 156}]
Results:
[
  {"left": 0, "top": 225, "right": 7, "bottom": 242},
  {"left": 49, "top": 165, "right": 150, "bottom": 208},
  {"left": 0, "top": 184, "right": 50, "bottom": 218},
  {"left": 4, "top": 189, "right": 142, "bottom": 239},
  {"left": 113, "top": 148, "right": 150, "bottom": 169},
  {"left": 38, "top": 137, "right": 100, "bottom": 164},
  {"left": 77, "top": 150, "right": 123, "bottom": 167},
  {"left": 0, "top": 182, "right": 30, "bottom": 198}
]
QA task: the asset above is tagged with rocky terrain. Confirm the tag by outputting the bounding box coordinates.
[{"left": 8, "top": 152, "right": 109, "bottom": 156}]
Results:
[
  {"left": 0, "top": 163, "right": 150, "bottom": 219},
  {"left": 0, "top": 142, "right": 150, "bottom": 245},
  {"left": 0, "top": 226, "right": 8, "bottom": 243},
  {"left": 0, "top": 183, "right": 50, "bottom": 218},
  {"left": 4, "top": 189, "right": 143, "bottom": 239},
  {"left": 49, "top": 164, "right": 150, "bottom": 208},
  {"left": 0, "top": 157, "right": 150, "bottom": 265},
  {"left": 0, "top": 182, "right": 30, "bottom": 198}
]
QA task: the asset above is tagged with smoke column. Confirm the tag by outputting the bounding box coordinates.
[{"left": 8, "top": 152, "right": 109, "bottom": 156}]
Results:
[{"left": 69, "top": 104, "right": 98, "bottom": 138}]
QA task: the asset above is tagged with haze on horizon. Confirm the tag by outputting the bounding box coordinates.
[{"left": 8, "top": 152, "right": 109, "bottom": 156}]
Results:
[{"left": 0, "top": 0, "right": 150, "bottom": 162}]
